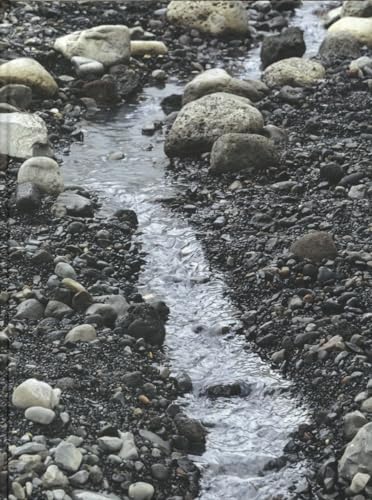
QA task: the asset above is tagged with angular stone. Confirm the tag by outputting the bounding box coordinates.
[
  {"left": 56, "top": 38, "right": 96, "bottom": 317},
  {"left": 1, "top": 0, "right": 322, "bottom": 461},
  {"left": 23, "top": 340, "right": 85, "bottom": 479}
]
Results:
[
  {"left": 118, "top": 431, "right": 138, "bottom": 460},
  {"left": 261, "top": 27, "right": 306, "bottom": 68},
  {"left": 56, "top": 192, "right": 94, "bottom": 217},
  {"left": 0, "top": 112, "right": 48, "bottom": 159},
  {"left": 65, "top": 325, "right": 97, "bottom": 344},
  {"left": 15, "top": 299, "right": 44, "bottom": 320},
  {"left": 42, "top": 465, "right": 69, "bottom": 488},
  {"left": 339, "top": 423, "right": 372, "bottom": 480},
  {"left": 54, "top": 441, "right": 82, "bottom": 473}
]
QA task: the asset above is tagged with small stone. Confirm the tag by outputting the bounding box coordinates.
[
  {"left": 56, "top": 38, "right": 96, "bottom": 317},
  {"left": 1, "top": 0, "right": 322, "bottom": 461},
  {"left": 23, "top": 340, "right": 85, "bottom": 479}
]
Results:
[
  {"left": 65, "top": 325, "right": 97, "bottom": 344},
  {"left": 16, "top": 182, "right": 41, "bottom": 212},
  {"left": 350, "top": 472, "right": 371, "bottom": 495},
  {"left": 97, "top": 437, "right": 123, "bottom": 454},
  {"left": 54, "top": 441, "right": 82, "bottom": 473},
  {"left": 55, "top": 262, "right": 77, "bottom": 279},
  {"left": 15, "top": 299, "right": 44, "bottom": 320},
  {"left": 42, "top": 465, "right": 69, "bottom": 489},
  {"left": 128, "top": 482, "right": 155, "bottom": 500},
  {"left": 343, "top": 411, "right": 368, "bottom": 440},
  {"left": 118, "top": 431, "right": 138, "bottom": 460},
  {"left": 24, "top": 406, "right": 55, "bottom": 425},
  {"left": 151, "top": 464, "right": 169, "bottom": 480}
]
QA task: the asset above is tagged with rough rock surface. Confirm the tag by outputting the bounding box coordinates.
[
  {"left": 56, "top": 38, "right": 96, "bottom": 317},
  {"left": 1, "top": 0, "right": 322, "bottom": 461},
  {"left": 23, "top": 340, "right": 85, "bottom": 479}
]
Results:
[
  {"left": 262, "top": 57, "right": 326, "bottom": 88},
  {"left": 329, "top": 17, "right": 372, "bottom": 47},
  {"left": 0, "top": 112, "right": 48, "bottom": 159},
  {"left": 0, "top": 57, "right": 58, "bottom": 96}
]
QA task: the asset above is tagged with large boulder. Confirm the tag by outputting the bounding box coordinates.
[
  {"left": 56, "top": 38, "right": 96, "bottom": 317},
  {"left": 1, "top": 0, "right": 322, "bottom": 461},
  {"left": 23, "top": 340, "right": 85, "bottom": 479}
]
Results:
[
  {"left": 329, "top": 17, "right": 372, "bottom": 47},
  {"left": 165, "top": 92, "right": 264, "bottom": 157},
  {"left": 210, "top": 133, "right": 279, "bottom": 174},
  {"left": 341, "top": 0, "right": 372, "bottom": 17},
  {"left": 183, "top": 68, "right": 268, "bottom": 105},
  {"left": 0, "top": 58, "right": 58, "bottom": 96},
  {"left": 12, "top": 379, "right": 61, "bottom": 410},
  {"left": 319, "top": 32, "right": 361, "bottom": 64},
  {"left": 166, "top": 1, "right": 249, "bottom": 37},
  {"left": 0, "top": 112, "right": 48, "bottom": 159},
  {"left": 262, "top": 57, "right": 326, "bottom": 88},
  {"left": 291, "top": 231, "right": 337, "bottom": 262},
  {"left": 338, "top": 423, "right": 372, "bottom": 480},
  {"left": 260, "top": 27, "right": 306, "bottom": 69},
  {"left": 17, "top": 157, "right": 64, "bottom": 195},
  {"left": 54, "top": 25, "right": 131, "bottom": 66}
]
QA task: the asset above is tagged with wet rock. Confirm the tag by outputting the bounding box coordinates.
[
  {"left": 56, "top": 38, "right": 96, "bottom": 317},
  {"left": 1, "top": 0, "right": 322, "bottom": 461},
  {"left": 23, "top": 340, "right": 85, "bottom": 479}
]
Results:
[
  {"left": 319, "top": 32, "right": 361, "bottom": 64},
  {"left": 54, "top": 25, "right": 131, "bottom": 66},
  {"left": 12, "top": 379, "right": 61, "bottom": 409},
  {"left": 0, "top": 58, "right": 58, "bottom": 96},
  {"left": 175, "top": 372, "right": 193, "bottom": 394},
  {"left": 119, "top": 303, "right": 165, "bottom": 345},
  {"left": 291, "top": 231, "right": 337, "bottom": 262},
  {"left": 0, "top": 112, "right": 48, "bottom": 159},
  {"left": 109, "top": 65, "right": 141, "bottom": 97},
  {"left": 342, "top": 0, "right": 372, "bottom": 18},
  {"left": 24, "top": 406, "right": 55, "bottom": 425},
  {"left": 139, "top": 430, "right": 171, "bottom": 455},
  {"left": 16, "top": 182, "right": 41, "bottom": 212},
  {"left": 65, "top": 324, "right": 97, "bottom": 344},
  {"left": 0, "top": 84, "right": 32, "bottom": 109},
  {"left": 86, "top": 303, "right": 117, "bottom": 327},
  {"left": 166, "top": 1, "right": 249, "bottom": 37},
  {"left": 329, "top": 17, "right": 372, "bottom": 47},
  {"left": 131, "top": 41, "right": 168, "bottom": 56},
  {"left": 15, "top": 299, "right": 44, "bottom": 320},
  {"left": 260, "top": 27, "right": 306, "bottom": 69},
  {"left": 81, "top": 78, "right": 119, "bottom": 105},
  {"left": 128, "top": 482, "right": 155, "bottom": 500},
  {"left": 183, "top": 68, "right": 268, "bottom": 105},
  {"left": 55, "top": 192, "right": 94, "bottom": 217},
  {"left": 165, "top": 92, "right": 264, "bottom": 157},
  {"left": 72, "top": 56, "right": 104, "bottom": 78},
  {"left": 206, "top": 382, "right": 242, "bottom": 397},
  {"left": 54, "top": 441, "right": 82, "bottom": 473},
  {"left": 263, "top": 57, "right": 325, "bottom": 88},
  {"left": 174, "top": 414, "right": 207, "bottom": 450},
  {"left": 339, "top": 423, "right": 372, "bottom": 480},
  {"left": 17, "top": 157, "right": 64, "bottom": 195},
  {"left": 210, "top": 133, "right": 279, "bottom": 174}
]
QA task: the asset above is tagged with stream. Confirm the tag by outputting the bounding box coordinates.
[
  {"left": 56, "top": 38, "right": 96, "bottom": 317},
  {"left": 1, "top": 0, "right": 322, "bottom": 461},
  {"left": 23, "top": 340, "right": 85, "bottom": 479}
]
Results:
[{"left": 62, "top": 3, "right": 335, "bottom": 498}]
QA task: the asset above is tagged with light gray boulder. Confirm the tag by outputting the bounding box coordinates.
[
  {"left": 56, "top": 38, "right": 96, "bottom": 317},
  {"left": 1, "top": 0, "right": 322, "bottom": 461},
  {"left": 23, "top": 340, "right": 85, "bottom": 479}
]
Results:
[
  {"left": 17, "top": 157, "right": 64, "bottom": 195},
  {"left": 0, "top": 112, "right": 48, "bottom": 159},
  {"left": 329, "top": 17, "right": 372, "bottom": 47},
  {"left": 338, "top": 423, "right": 372, "bottom": 480},
  {"left": 262, "top": 57, "right": 325, "bottom": 88},
  {"left": 0, "top": 58, "right": 58, "bottom": 96}
]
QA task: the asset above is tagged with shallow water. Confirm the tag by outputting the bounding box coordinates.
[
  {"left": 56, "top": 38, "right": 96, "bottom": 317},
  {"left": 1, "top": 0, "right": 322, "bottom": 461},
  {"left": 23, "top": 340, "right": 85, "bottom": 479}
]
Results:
[{"left": 62, "top": 3, "right": 330, "bottom": 497}]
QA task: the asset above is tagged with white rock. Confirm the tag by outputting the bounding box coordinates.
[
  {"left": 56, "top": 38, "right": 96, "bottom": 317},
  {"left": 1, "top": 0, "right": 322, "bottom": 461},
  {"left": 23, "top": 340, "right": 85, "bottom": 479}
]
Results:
[
  {"left": 262, "top": 57, "right": 325, "bottom": 88},
  {"left": 0, "top": 58, "right": 58, "bottom": 96},
  {"left": 17, "top": 157, "right": 64, "bottom": 194},
  {"left": 130, "top": 41, "right": 168, "bottom": 56},
  {"left": 128, "top": 482, "right": 155, "bottom": 500},
  {"left": 167, "top": 1, "right": 249, "bottom": 36},
  {"left": 71, "top": 57, "right": 104, "bottom": 77},
  {"left": 12, "top": 379, "right": 61, "bottom": 410},
  {"left": 54, "top": 25, "right": 131, "bottom": 66},
  {"left": 0, "top": 112, "right": 48, "bottom": 159},
  {"left": 65, "top": 325, "right": 97, "bottom": 344},
  {"left": 350, "top": 472, "right": 371, "bottom": 494},
  {"left": 329, "top": 17, "right": 372, "bottom": 47},
  {"left": 98, "top": 436, "right": 123, "bottom": 453},
  {"left": 72, "top": 491, "right": 120, "bottom": 500},
  {"left": 165, "top": 92, "right": 264, "bottom": 157},
  {"left": 54, "top": 441, "right": 82, "bottom": 473},
  {"left": 118, "top": 431, "right": 138, "bottom": 460},
  {"left": 42, "top": 465, "right": 69, "bottom": 489},
  {"left": 339, "top": 423, "right": 372, "bottom": 479},
  {"left": 24, "top": 406, "right": 56, "bottom": 425}
]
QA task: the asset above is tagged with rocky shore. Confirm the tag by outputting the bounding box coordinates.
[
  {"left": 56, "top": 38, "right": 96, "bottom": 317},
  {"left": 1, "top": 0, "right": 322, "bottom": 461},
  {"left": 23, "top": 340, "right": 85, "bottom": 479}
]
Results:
[{"left": 1, "top": 0, "right": 372, "bottom": 499}]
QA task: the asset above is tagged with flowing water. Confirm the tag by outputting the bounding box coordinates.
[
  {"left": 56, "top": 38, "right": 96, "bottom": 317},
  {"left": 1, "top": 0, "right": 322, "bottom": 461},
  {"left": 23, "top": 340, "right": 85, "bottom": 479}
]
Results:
[{"left": 62, "top": 3, "right": 333, "bottom": 498}]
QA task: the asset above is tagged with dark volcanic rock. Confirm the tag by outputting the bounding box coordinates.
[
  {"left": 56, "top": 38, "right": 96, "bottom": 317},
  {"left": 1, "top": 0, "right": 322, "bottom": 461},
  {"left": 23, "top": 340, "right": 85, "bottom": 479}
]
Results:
[{"left": 260, "top": 27, "right": 306, "bottom": 68}]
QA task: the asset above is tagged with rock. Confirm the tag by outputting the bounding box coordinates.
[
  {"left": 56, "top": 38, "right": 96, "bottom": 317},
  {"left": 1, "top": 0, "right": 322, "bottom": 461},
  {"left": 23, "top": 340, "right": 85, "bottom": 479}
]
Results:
[
  {"left": 65, "top": 325, "right": 97, "bottom": 344},
  {"left": 210, "top": 133, "right": 279, "bottom": 174},
  {"left": 81, "top": 79, "right": 119, "bottom": 105},
  {"left": 338, "top": 423, "right": 372, "bottom": 480},
  {"left": 320, "top": 335, "right": 345, "bottom": 351},
  {"left": 55, "top": 192, "right": 94, "bottom": 217},
  {"left": 0, "top": 84, "right": 32, "bottom": 109},
  {"left": 118, "top": 303, "right": 165, "bottom": 345},
  {"left": 72, "top": 492, "right": 120, "bottom": 500},
  {"left": 361, "top": 397, "right": 372, "bottom": 413},
  {"left": 167, "top": 0, "right": 249, "bottom": 37},
  {"left": 55, "top": 262, "right": 77, "bottom": 279},
  {"left": 17, "top": 157, "right": 64, "bottom": 195},
  {"left": 139, "top": 430, "right": 171, "bottom": 455},
  {"left": 45, "top": 300, "right": 73, "bottom": 319},
  {"left": 349, "top": 472, "right": 371, "bottom": 495},
  {"left": 24, "top": 406, "right": 56, "bottom": 425},
  {"left": 86, "top": 303, "right": 117, "bottom": 326},
  {"left": 206, "top": 383, "right": 242, "bottom": 397},
  {"left": 260, "top": 27, "right": 306, "bottom": 69},
  {"left": 12, "top": 379, "right": 61, "bottom": 409},
  {"left": 342, "top": 0, "right": 372, "bottom": 17},
  {"left": 128, "top": 482, "right": 155, "bottom": 500},
  {"left": 54, "top": 25, "right": 131, "bottom": 66},
  {"left": 97, "top": 437, "right": 123, "bottom": 453},
  {"left": 0, "top": 112, "right": 48, "bottom": 159},
  {"left": 174, "top": 414, "right": 207, "bottom": 450},
  {"left": 71, "top": 57, "right": 104, "bottom": 78},
  {"left": 16, "top": 182, "right": 41, "bottom": 212},
  {"left": 291, "top": 231, "right": 337, "bottom": 262},
  {"left": 319, "top": 163, "right": 344, "bottom": 184},
  {"left": 182, "top": 68, "right": 268, "bottom": 104},
  {"left": 349, "top": 56, "right": 372, "bottom": 77},
  {"left": 0, "top": 58, "right": 58, "bottom": 96},
  {"left": 176, "top": 372, "right": 193, "bottom": 394},
  {"left": 151, "top": 69, "right": 167, "bottom": 82},
  {"left": 130, "top": 41, "right": 168, "bottom": 56},
  {"left": 151, "top": 463, "right": 169, "bottom": 480},
  {"left": 319, "top": 32, "right": 361, "bottom": 64},
  {"left": 329, "top": 17, "right": 372, "bottom": 47},
  {"left": 42, "top": 465, "right": 69, "bottom": 489},
  {"left": 118, "top": 431, "right": 138, "bottom": 460},
  {"left": 165, "top": 92, "right": 264, "bottom": 157},
  {"left": 54, "top": 441, "right": 82, "bottom": 473},
  {"left": 262, "top": 57, "right": 325, "bottom": 88},
  {"left": 15, "top": 299, "right": 44, "bottom": 320}
]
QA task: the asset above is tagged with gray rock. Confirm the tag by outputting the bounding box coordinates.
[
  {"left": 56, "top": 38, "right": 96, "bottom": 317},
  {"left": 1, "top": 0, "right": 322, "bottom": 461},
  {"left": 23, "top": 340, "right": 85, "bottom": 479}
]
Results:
[
  {"left": 72, "top": 491, "right": 120, "bottom": 500},
  {"left": 97, "top": 437, "right": 123, "bottom": 454},
  {"left": 86, "top": 303, "right": 117, "bottom": 326},
  {"left": 54, "top": 25, "right": 131, "bottom": 66},
  {"left": 45, "top": 300, "right": 73, "bottom": 320},
  {"left": 319, "top": 32, "right": 361, "bottom": 64},
  {"left": 344, "top": 411, "right": 368, "bottom": 440},
  {"left": 151, "top": 463, "right": 169, "bottom": 480},
  {"left": 291, "top": 231, "right": 337, "bottom": 262},
  {"left": 54, "top": 441, "right": 82, "bottom": 473},
  {"left": 16, "top": 182, "right": 41, "bottom": 212},
  {"left": 69, "top": 470, "right": 89, "bottom": 486},
  {"left": 118, "top": 431, "right": 138, "bottom": 460},
  {"left": 260, "top": 27, "right": 306, "bottom": 68},
  {"left": 55, "top": 262, "right": 77, "bottom": 279},
  {"left": 65, "top": 325, "right": 97, "bottom": 344},
  {"left": 0, "top": 58, "right": 58, "bottom": 96},
  {"left": 361, "top": 397, "right": 372, "bottom": 413},
  {"left": 174, "top": 414, "right": 207, "bottom": 449},
  {"left": 72, "top": 57, "right": 104, "bottom": 77},
  {"left": 15, "top": 299, "right": 44, "bottom": 320},
  {"left": 12, "top": 442, "right": 47, "bottom": 457},
  {"left": 182, "top": 68, "right": 268, "bottom": 104},
  {"left": 139, "top": 430, "right": 171, "bottom": 455},
  {"left": 56, "top": 192, "right": 94, "bottom": 217},
  {"left": 128, "top": 482, "right": 155, "bottom": 500},
  {"left": 12, "top": 379, "right": 61, "bottom": 409},
  {"left": 342, "top": 0, "right": 372, "bottom": 17},
  {"left": 42, "top": 465, "right": 69, "bottom": 488},
  {"left": 165, "top": 92, "right": 264, "bottom": 157},
  {"left": 18, "top": 157, "right": 64, "bottom": 195},
  {"left": 210, "top": 133, "right": 279, "bottom": 174},
  {"left": 0, "top": 84, "right": 32, "bottom": 109},
  {"left": 0, "top": 112, "right": 48, "bottom": 159},
  {"left": 339, "top": 423, "right": 372, "bottom": 480},
  {"left": 349, "top": 472, "right": 371, "bottom": 494},
  {"left": 262, "top": 57, "right": 325, "bottom": 88},
  {"left": 24, "top": 406, "right": 56, "bottom": 425}
]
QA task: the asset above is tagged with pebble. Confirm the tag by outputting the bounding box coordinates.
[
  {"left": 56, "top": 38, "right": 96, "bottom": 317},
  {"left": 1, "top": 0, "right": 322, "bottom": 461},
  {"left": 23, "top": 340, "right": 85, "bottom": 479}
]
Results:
[
  {"left": 24, "top": 406, "right": 56, "bottom": 425},
  {"left": 128, "top": 482, "right": 155, "bottom": 500}
]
